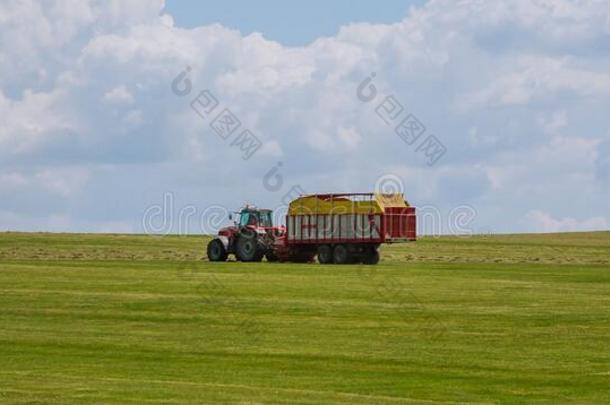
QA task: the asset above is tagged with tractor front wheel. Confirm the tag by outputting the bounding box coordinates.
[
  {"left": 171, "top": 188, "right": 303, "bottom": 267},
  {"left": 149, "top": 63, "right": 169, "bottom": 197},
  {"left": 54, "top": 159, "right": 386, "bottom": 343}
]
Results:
[{"left": 207, "top": 239, "right": 228, "bottom": 262}]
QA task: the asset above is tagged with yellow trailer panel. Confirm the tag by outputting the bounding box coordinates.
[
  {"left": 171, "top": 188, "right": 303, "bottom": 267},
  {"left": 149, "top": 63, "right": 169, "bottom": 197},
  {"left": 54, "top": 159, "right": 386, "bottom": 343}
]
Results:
[{"left": 288, "top": 193, "right": 409, "bottom": 215}]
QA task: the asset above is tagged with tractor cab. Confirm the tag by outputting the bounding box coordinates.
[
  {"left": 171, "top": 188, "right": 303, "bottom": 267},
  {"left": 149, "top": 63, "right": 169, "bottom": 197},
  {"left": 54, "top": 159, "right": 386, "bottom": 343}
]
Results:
[{"left": 236, "top": 207, "right": 273, "bottom": 228}]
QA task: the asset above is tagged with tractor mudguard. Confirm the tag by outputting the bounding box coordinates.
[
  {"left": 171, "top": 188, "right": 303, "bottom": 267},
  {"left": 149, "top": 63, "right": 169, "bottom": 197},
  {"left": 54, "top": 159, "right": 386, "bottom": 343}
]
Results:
[{"left": 217, "top": 235, "right": 230, "bottom": 250}]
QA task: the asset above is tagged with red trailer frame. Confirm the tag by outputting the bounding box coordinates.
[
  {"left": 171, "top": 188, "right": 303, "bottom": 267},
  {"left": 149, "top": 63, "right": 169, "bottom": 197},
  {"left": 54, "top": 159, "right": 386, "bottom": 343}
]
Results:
[{"left": 285, "top": 193, "right": 416, "bottom": 245}]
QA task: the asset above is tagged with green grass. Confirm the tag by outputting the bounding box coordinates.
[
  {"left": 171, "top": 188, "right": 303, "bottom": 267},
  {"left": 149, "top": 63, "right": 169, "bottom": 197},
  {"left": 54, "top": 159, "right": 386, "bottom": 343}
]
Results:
[{"left": 1, "top": 231, "right": 609, "bottom": 403}]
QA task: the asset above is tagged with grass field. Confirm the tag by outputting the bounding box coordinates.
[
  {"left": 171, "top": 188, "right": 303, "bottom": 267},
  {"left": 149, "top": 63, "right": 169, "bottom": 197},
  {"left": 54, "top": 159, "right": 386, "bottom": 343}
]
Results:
[{"left": 1, "top": 231, "right": 609, "bottom": 403}]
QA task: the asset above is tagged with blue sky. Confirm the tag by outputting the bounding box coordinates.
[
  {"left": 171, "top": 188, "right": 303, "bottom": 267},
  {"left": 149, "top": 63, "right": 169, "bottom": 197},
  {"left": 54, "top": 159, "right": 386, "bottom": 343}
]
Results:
[
  {"left": 164, "top": 0, "right": 425, "bottom": 46},
  {"left": 0, "top": 0, "right": 609, "bottom": 235}
]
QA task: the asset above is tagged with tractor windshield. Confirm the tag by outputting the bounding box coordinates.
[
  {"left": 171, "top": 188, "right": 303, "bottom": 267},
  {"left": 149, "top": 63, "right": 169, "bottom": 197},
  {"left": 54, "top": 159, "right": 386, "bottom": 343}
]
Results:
[
  {"left": 259, "top": 211, "right": 272, "bottom": 227},
  {"left": 239, "top": 210, "right": 273, "bottom": 227},
  {"left": 239, "top": 212, "right": 250, "bottom": 226}
]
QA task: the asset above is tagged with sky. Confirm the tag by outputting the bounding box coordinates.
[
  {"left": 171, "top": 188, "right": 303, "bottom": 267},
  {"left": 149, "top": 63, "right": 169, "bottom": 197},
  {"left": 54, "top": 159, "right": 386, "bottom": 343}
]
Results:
[
  {"left": 0, "top": 0, "right": 609, "bottom": 235},
  {"left": 163, "top": 0, "right": 426, "bottom": 46}
]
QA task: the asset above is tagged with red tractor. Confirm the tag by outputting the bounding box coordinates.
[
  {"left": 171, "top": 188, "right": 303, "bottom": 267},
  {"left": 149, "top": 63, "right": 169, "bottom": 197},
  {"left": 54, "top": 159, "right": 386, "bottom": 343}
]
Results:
[{"left": 206, "top": 206, "right": 283, "bottom": 262}]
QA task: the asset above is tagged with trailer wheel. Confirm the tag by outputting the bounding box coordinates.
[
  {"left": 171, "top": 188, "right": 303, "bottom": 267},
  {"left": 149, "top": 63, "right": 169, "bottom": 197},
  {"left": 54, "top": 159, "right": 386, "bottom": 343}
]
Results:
[
  {"left": 333, "top": 244, "right": 350, "bottom": 264},
  {"left": 317, "top": 245, "right": 333, "bottom": 264},
  {"left": 207, "top": 239, "right": 228, "bottom": 262},
  {"left": 362, "top": 248, "right": 380, "bottom": 265},
  {"left": 236, "top": 234, "right": 264, "bottom": 262}
]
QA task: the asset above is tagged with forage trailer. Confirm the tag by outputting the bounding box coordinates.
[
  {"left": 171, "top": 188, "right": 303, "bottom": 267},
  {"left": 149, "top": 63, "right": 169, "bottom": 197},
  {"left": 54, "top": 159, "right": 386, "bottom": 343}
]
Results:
[{"left": 207, "top": 193, "right": 416, "bottom": 265}]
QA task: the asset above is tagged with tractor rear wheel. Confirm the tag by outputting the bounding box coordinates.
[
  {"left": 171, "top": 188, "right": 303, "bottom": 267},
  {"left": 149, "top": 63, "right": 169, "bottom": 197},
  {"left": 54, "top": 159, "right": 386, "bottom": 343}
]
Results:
[
  {"left": 236, "top": 234, "right": 264, "bottom": 262},
  {"left": 317, "top": 245, "right": 333, "bottom": 264},
  {"left": 207, "top": 239, "right": 228, "bottom": 262},
  {"left": 333, "top": 244, "right": 350, "bottom": 264}
]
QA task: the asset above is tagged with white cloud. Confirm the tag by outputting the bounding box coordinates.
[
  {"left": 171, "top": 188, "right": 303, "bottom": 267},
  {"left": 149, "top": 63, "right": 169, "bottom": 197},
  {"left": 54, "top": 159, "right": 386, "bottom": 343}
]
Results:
[
  {"left": 35, "top": 168, "right": 90, "bottom": 197},
  {"left": 0, "top": 167, "right": 90, "bottom": 198},
  {"left": 461, "top": 56, "right": 610, "bottom": 110},
  {"left": 337, "top": 127, "right": 361, "bottom": 149},
  {"left": 121, "top": 109, "right": 144, "bottom": 130},
  {"left": 525, "top": 210, "right": 608, "bottom": 233},
  {"left": 0, "top": 88, "right": 74, "bottom": 152},
  {"left": 102, "top": 85, "right": 134, "bottom": 104},
  {"left": 538, "top": 110, "right": 567, "bottom": 135},
  {"left": 257, "top": 140, "right": 283, "bottom": 158},
  {"left": 0, "top": 172, "right": 29, "bottom": 187}
]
